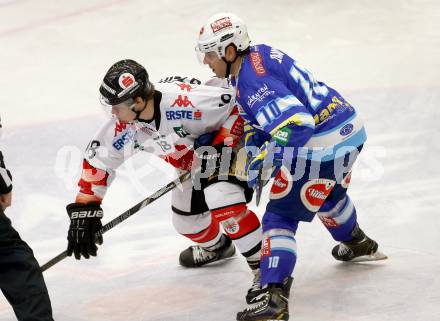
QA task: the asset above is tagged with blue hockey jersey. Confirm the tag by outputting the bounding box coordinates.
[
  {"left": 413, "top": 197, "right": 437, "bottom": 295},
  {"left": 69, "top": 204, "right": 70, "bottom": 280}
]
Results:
[{"left": 231, "top": 44, "right": 366, "bottom": 161}]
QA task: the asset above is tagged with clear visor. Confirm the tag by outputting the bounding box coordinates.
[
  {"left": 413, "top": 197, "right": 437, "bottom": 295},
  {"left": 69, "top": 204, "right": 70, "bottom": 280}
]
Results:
[
  {"left": 195, "top": 45, "right": 221, "bottom": 65},
  {"left": 99, "top": 95, "right": 136, "bottom": 117}
]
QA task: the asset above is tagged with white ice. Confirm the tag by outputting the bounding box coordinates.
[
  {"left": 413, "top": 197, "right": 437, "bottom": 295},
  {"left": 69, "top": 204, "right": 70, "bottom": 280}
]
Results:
[{"left": 0, "top": 0, "right": 439, "bottom": 320}]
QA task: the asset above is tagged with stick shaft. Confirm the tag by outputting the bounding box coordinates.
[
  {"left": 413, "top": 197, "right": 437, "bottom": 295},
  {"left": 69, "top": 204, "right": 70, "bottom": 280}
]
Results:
[{"left": 41, "top": 171, "right": 190, "bottom": 272}]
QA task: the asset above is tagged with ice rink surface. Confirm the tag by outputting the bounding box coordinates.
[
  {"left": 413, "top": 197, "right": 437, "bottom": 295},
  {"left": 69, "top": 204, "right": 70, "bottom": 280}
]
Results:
[{"left": 0, "top": 0, "right": 439, "bottom": 320}]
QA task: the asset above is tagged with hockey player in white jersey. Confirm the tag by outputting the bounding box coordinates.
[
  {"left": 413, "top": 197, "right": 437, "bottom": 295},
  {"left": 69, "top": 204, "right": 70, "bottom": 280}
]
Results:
[{"left": 65, "top": 59, "right": 263, "bottom": 302}]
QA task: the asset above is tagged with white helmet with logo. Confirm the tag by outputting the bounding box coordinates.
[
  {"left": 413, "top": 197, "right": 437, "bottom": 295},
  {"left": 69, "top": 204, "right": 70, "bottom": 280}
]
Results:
[{"left": 196, "top": 13, "right": 250, "bottom": 61}]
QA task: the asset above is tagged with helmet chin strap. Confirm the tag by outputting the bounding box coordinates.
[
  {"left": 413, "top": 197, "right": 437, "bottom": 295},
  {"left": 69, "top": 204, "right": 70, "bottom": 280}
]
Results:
[
  {"left": 222, "top": 50, "right": 239, "bottom": 78},
  {"left": 224, "top": 60, "right": 232, "bottom": 78},
  {"left": 130, "top": 100, "right": 148, "bottom": 121}
]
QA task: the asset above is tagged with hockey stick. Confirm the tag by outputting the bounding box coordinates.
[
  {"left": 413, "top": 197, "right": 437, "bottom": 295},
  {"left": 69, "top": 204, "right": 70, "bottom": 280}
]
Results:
[
  {"left": 254, "top": 165, "right": 275, "bottom": 206},
  {"left": 255, "top": 167, "right": 264, "bottom": 206},
  {"left": 41, "top": 171, "right": 191, "bottom": 272}
]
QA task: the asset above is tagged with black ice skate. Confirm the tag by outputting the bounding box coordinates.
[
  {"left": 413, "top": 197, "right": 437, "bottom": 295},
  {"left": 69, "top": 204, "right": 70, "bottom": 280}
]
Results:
[
  {"left": 237, "top": 286, "right": 289, "bottom": 321},
  {"left": 332, "top": 224, "right": 387, "bottom": 262},
  {"left": 179, "top": 234, "right": 236, "bottom": 267},
  {"left": 246, "top": 268, "right": 261, "bottom": 304},
  {"left": 246, "top": 272, "right": 293, "bottom": 305}
]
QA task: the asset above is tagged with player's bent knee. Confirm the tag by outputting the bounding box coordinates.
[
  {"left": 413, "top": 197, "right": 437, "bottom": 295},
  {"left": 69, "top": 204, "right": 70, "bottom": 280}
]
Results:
[
  {"left": 172, "top": 209, "right": 222, "bottom": 246},
  {"left": 171, "top": 209, "right": 212, "bottom": 235},
  {"left": 212, "top": 203, "right": 261, "bottom": 240},
  {"left": 204, "top": 181, "right": 246, "bottom": 210}
]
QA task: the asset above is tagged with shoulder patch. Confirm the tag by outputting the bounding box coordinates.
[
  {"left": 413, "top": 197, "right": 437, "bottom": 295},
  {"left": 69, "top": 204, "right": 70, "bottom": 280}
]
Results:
[{"left": 249, "top": 52, "right": 266, "bottom": 76}]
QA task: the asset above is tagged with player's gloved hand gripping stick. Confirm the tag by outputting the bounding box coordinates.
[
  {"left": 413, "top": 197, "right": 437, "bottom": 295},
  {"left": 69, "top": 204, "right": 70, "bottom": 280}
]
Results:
[{"left": 41, "top": 171, "right": 191, "bottom": 272}]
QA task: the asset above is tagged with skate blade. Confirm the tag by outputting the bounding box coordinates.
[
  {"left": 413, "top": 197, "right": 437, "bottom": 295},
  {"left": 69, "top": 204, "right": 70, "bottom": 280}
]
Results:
[
  {"left": 206, "top": 253, "right": 238, "bottom": 266},
  {"left": 348, "top": 250, "right": 388, "bottom": 262}
]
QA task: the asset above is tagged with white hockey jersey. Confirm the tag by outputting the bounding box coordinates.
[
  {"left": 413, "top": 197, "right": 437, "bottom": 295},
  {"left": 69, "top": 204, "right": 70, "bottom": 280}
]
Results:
[{"left": 76, "top": 80, "right": 244, "bottom": 203}]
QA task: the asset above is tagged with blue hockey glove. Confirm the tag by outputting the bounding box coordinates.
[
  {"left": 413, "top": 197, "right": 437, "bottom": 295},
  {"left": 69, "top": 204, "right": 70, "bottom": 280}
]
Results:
[
  {"left": 243, "top": 123, "right": 267, "bottom": 155},
  {"left": 245, "top": 141, "right": 284, "bottom": 189}
]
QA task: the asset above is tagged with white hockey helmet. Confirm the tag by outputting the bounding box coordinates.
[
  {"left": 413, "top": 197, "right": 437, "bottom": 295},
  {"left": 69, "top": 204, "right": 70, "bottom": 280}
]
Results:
[{"left": 196, "top": 13, "right": 250, "bottom": 62}]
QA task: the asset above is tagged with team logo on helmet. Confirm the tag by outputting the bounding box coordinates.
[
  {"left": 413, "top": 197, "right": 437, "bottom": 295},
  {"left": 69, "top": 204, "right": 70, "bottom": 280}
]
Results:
[
  {"left": 199, "top": 26, "right": 204, "bottom": 35},
  {"left": 117, "top": 73, "right": 139, "bottom": 98},
  {"left": 118, "top": 73, "right": 135, "bottom": 89},
  {"left": 210, "top": 17, "right": 232, "bottom": 33}
]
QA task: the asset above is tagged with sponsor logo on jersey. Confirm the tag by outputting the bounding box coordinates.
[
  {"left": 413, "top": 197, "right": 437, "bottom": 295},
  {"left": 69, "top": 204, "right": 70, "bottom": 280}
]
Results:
[
  {"left": 339, "top": 123, "right": 354, "bottom": 136},
  {"left": 247, "top": 83, "right": 275, "bottom": 108},
  {"left": 171, "top": 95, "right": 195, "bottom": 108},
  {"left": 112, "top": 129, "right": 135, "bottom": 150},
  {"left": 249, "top": 52, "right": 266, "bottom": 76},
  {"left": 261, "top": 236, "right": 271, "bottom": 257},
  {"left": 313, "top": 96, "right": 352, "bottom": 125},
  {"left": 210, "top": 17, "right": 232, "bottom": 33},
  {"left": 165, "top": 110, "right": 202, "bottom": 121},
  {"left": 114, "top": 121, "right": 127, "bottom": 137},
  {"left": 300, "top": 178, "right": 336, "bottom": 212},
  {"left": 173, "top": 126, "right": 190, "bottom": 138},
  {"left": 193, "top": 110, "right": 202, "bottom": 120},
  {"left": 176, "top": 83, "right": 194, "bottom": 92},
  {"left": 230, "top": 116, "right": 244, "bottom": 137},
  {"left": 158, "top": 76, "right": 201, "bottom": 84},
  {"left": 270, "top": 167, "right": 293, "bottom": 200},
  {"left": 270, "top": 48, "right": 284, "bottom": 64},
  {"left": 273, "top": 127, "right": 292, "bottom": 146}
]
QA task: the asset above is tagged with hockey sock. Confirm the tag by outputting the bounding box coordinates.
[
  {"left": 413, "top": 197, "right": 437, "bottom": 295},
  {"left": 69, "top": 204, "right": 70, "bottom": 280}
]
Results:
[
  {"left": 182, "top": 219, "right": 222, "bottom": 248},
  {"left": 211, "top": 204, "right": 262, "bottom": 261},
  {"left": 247, "top": 259, "right": 260, "bottom": 270},
  {"left": 205, "top": 233, "right": 227, "bottom": 251},
  {"left": 260, "top": 229, "right": 297, "bottom": 286},
  {"left": 318, "top": 195, "right": 358, "bottom": 242}
]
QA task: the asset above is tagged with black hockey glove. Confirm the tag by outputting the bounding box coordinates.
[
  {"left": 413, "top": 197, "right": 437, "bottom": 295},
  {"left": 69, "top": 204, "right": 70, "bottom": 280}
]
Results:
[
  {"left": 194, "top": 131, "right": 223, "bottom": 171},
  {"left": 66, "top": 202, "right": 104, "bottom": 260}
]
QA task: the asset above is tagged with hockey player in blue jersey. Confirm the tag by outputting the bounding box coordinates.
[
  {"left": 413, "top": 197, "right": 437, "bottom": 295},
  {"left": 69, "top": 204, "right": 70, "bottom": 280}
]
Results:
[{"left": 196, "top": 13, "right": 386, "bottom": 321}]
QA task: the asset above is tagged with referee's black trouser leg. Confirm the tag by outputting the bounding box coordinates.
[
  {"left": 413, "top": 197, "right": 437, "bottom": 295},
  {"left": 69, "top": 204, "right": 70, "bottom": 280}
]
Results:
[{"left": 0, "top": 209, "right": 53, "bottom": 321}]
